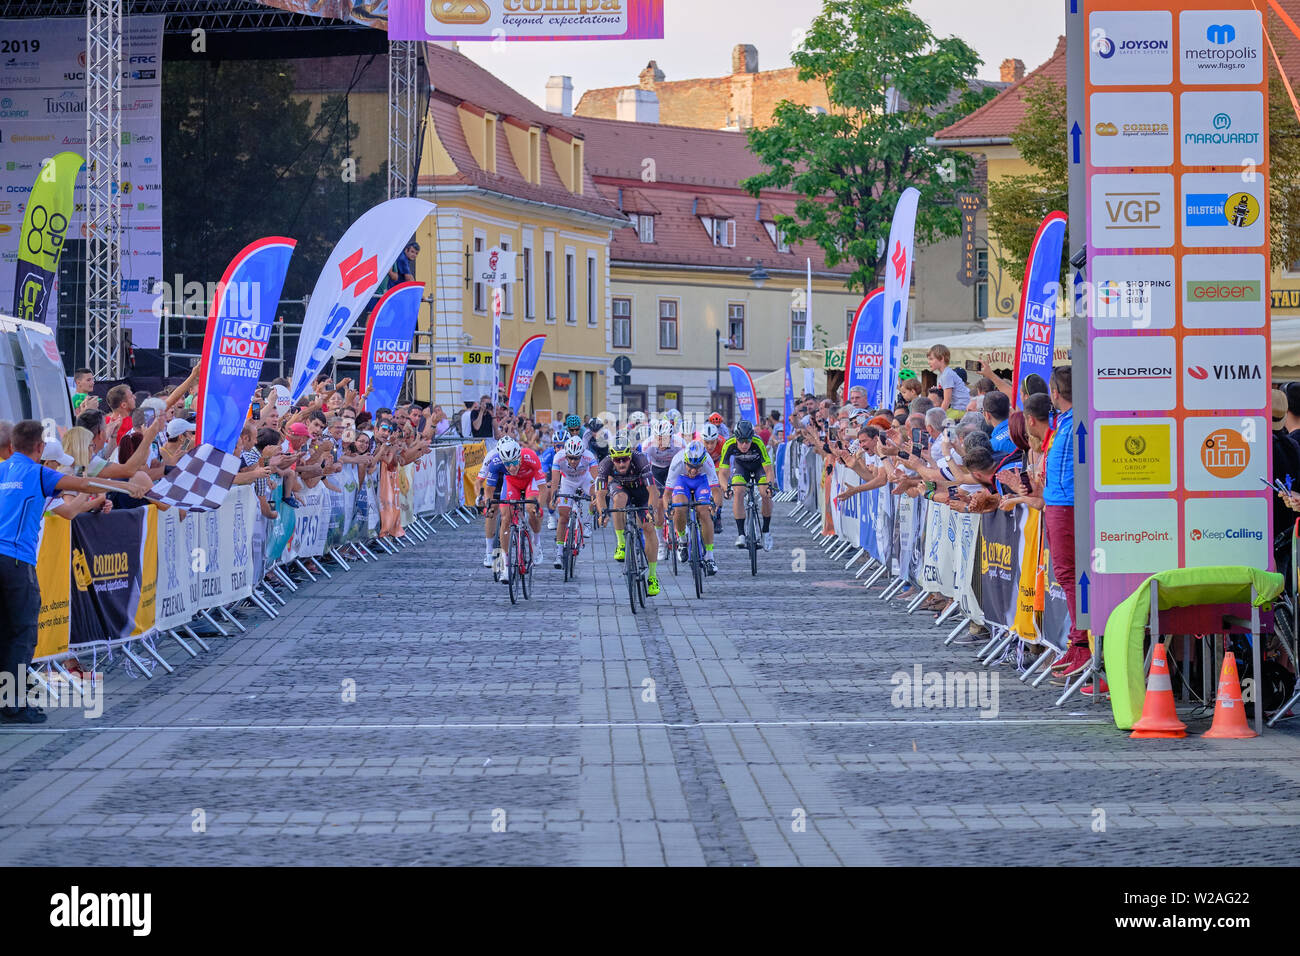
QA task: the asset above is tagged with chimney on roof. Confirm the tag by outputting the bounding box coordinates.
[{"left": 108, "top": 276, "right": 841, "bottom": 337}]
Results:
[
  {"left": 616, "top": 87, "right": 660, "bottom": 124},
  {"left": 732, "top": 44, "right": 758, "bottom": 75},
  {"left": 1000, "top": 58, "right": 1025, "bottom": 83},
  {"left": 545, "top": 75, "right": 573, "bottom": 116},
  {"left": 639, "top": 60, "right": 664, "bottom": 90}
]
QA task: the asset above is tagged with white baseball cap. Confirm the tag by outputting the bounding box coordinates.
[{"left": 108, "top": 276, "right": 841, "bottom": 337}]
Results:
[
  {"left": 41, "top": 440, "right": 74, "bottom": 467},
  {"left": 166, "top": 419, "right": 196, "bottom": 440}
]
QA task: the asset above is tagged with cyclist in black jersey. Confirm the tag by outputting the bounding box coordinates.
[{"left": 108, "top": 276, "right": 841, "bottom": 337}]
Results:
[
  {"left": 594, "top": 432, "right": 662, "bottom": 596},
  {"left": 718, "top": 418, "right": 776, "bottom": 551}
]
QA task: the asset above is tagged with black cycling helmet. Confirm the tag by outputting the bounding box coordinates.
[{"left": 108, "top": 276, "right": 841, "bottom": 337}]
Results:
[{"left": 734, "top": 420, "right": 755, "bottom": 441}]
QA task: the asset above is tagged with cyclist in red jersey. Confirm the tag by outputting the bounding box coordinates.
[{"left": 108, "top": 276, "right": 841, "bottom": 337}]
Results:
[{"left": 484, "top": 437, "right": 545, "bottom": 568}]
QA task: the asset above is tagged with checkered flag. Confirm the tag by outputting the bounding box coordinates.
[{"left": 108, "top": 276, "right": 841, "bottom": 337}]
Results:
[{"left": 145, "top": 442, "right": 241, "bottom": 513}]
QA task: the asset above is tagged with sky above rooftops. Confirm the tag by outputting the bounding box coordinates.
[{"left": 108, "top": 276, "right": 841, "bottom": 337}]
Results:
[{"left": 458, "top": 0, "right": 1064, "bottom": 112}]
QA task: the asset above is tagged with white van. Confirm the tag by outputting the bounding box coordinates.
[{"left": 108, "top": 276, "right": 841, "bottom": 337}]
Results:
[{"left": 0, "top": 313, "right": 73, "bottom": 430}]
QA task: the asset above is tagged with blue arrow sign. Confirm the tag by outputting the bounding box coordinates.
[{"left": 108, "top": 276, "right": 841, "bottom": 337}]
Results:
[
  {"left": 1079, "top": 573, "right": 1090, "bottom": 615},
  {"left": 1070, "top": 0, "right": 1078, "bottom": 13},
  {"left": 1070, "top": 122, "right": 1082, "bottom": 164},
  {"left": 1076, "top": 422, "right": 1087, "bottom": 464}
]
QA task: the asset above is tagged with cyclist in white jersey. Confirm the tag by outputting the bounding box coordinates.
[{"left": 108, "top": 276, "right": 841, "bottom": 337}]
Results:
[
  {"left": 639, "top": 418, "right": 684, "bottom": 561},
  {"left": 551, "top": 436, "right": 598, "bottom": 568}
]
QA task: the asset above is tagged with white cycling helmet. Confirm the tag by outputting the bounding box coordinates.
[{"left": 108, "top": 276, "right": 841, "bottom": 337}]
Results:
[
  {"left": 563, "top": 436, "right": 585, "bottom": 458},
  {"left": 628, "top": 411, "right": 647, "bottom": 427},
  {"left": 654, "top": 418, "right": 675, "bottom": 437},
  {"left": 496, "top": 437, "right": 521, "bottom": 465},
  {"left": 665, "top": 408, "right": 682, "bottom": 424},
  {"left": 701, "top": 423, "right": 720, "bottom": 442}
]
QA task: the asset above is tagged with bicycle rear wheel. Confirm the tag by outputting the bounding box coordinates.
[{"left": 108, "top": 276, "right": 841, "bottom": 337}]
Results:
[
  {"left": 626, "top": 543, "right": 639, "bottom": 615},
  {"left": 561, "top": 531, "right": 573, "bottom": 583},
  {"left": 636, "top": 528, "right": 648, "bottom": 608},
  {"left": 668, "top": 523, "right": 679, "bottom": 577},
  {"left": 520, "top": 531, "right": 533, "bottom": 599}
]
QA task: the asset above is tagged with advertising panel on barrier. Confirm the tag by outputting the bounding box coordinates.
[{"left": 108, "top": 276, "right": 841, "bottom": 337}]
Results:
[
  {"left": 953, "top": 511, "right": 983, "bottom": 625},
  {"left": 219, "top": 486, "right": 255, "bottom": 603},
  {"left": 196, "top": 510, "right": 226, "bottom": 612},
  {"left": 1013, "top": 507, "right": 1044, "bottom": 643},
  {"left": 462, "top": 441, "right": 487, "bottom": 505},
  {"left": 153, "top": 505, "right": 192, "bottom": 633},
  {"left": 293, "top": 486, "right": 332, "bottom": 559},
  {"left": 896, "top": 495, "right": 917, "bottom": 584},
  {"left": 1041, "top": 549, "right": 1072, "bottom": 653},
  {"left": 69, "top": 507, "right": 155, "bottom": 645},
  {"left": 978, "top": 509, "right": 1020, "bottom": 629},
  {"left": 34, "top": 516, "right": 72, "bottom": 659},
  {"left": 921, "top": 498, "right": 946, "bottom": 593}
]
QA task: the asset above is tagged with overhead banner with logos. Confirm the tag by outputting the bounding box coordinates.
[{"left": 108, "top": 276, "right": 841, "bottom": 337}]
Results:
[
  {"left": 0, "top": 16, "right": 164, "bottom": 346},
  {"left": 387, "top": 0, "right": 665, "bottom": 41},
  {"left": 1083, "top": 0, "right": 1271, "bottom": 636}
]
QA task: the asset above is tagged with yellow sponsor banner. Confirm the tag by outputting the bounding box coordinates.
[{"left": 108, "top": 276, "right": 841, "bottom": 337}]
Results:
[
  {"left": 462, "top": 440, "right": 486, "bottom": 504},
  {"left": 34, "top": 516, "right": 71, "bottom": 660},
  {"left": 1097, "top": 421, "right": 1172, "bottom": 488},
  {"left": 1013, "top": 507, "right": 1042, "bottom": 643},
  {"left": 132, "top": 506, "right": 158, "bottom": 637}
]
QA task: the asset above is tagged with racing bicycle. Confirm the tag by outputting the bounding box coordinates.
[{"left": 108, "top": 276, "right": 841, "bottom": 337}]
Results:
[
  {"left": 669, "top": 492, "right": 710, "bottom": 599},
  {"left": 493, "top": 496, "right": 538, "bottom": 605},
  {"left": 555, "top": 491, "right": 591, "bottom": 583},
  {"left": 604, "top": 504, "right": 651, "bottom": 614}
]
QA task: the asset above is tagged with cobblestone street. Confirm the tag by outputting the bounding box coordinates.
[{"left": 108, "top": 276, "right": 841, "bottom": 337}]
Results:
[{"left": 2, "top": 513, "right": 1298, "bottom": 866}]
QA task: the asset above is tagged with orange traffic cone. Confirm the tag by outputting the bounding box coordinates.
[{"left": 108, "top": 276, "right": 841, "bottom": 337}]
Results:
[
  {"left": 1202, "top": 652, "right": 1258, "bottom": 739},
  {"left": 1130, "top": 643, "right": 1187, "bottom": 739}
]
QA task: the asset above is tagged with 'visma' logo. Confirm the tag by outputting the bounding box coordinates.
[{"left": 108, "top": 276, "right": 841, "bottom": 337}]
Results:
[{"left": 1207, "top": 23, "right": 1236, "bottom": 45}]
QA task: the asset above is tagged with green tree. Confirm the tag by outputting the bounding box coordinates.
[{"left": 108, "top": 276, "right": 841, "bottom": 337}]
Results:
[
  {"left": 985, "top": 77, "right": 1068, "bottom": 286},
  {"left": 740, "top": 0, "right": 994, "bottom": 294},
  {"left": 161, "top": 58, "right": 388, "bottom": 307}
]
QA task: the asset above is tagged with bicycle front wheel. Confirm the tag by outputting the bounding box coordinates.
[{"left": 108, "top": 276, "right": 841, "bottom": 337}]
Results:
[
  {"left": 520, "top": 531, "right": 533, "bottom": 599},
  {"left": 691, "top": 522, "right": 704, "bottom": 599},
  {"left": 507, "top": 530, "right": 520, "bottom": 605},
  {"left": 626, "top": 545, "right": 639, "bottom": 615}
]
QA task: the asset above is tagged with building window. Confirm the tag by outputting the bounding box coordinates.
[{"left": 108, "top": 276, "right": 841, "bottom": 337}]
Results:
[
  {"left": 523, "top": 245, "right": 534, "bottom": 319},
  {"left": 473, "top": 236, "right": 485, "bottom": 313},
  {"left": 790, "top": 308, "right": 807, "bottom": 349},
  {"left": 659, "top": 299, "right": 678, "bottom": 350},
  {"left": 568, "top": 368, "right": 579, "bottom": 414},
  {"left": 500, "top": 237, "right": 512, "bottom": 315},
  {"left": 727, "top": 303, "right": 745, "bottom": 350},
  {"left": 612, "top": 297, "right": 632, "bottom": 349},
  {"left": 710, "top": 218, "right": 736, "bottom": 247},
  {"left": 585, "top": 370, "right": 595, "bottom": 416},
  {"left": 565, "top": 252, "right": 576, "bottom": 324},
  {"left": 976, "top": 249, "right": 989, "bottom": 320},
  {"left": 638, "top": 215, "right": 654, "bottom": 243},
  {"left": 586, "top": 253, "right": 597, "bottom": 326},
  {"left": 763, "top": 221, "right": 790, "bottom": 253},
  {"left": 545, "top": 250, "right": 555, "bottom": 321}
]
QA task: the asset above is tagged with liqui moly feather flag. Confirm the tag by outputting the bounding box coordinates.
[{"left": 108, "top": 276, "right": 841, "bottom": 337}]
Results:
[
  {"left": 880, "top": 187, "right": 920, "bottom": 404},
  {"left": 507, "top": 334, "right": 547, "bottom": 413},
  {"left": 360, "top": 281, "right": 424, "bottom": 414},
  {"left": 289, "top": 197, "right": 433, "bottom": 402},
  {"left": 844, "top": 287, "right": 885, "bottom": 406},
  {"left": 728, "top": 363, "right": 759, "bottom": 425},
  {"left": 784, "top": 339, "right": 794, "bottom": 431},
  {"left": 1012, "top": 211, "right": 1067, "bottom": 408},
  {"left": 194, "top": 236, "right": 297, "bottom": 453}
]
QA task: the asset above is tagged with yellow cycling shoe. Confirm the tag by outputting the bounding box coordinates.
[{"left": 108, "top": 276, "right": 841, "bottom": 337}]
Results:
[
  {"left": 614, "top": 544, "right": 626, "bottom": 562},
  {"left": 646, "top": 575, "right": 660, "bottom": 596}
]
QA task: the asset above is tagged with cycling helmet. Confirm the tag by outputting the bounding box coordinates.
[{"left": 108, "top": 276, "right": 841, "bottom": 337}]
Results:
[
  {"left": 564, "top": 414, "right": 582, "bottom": 429},
  {"left": 610, "top": 431, "right": 633, "bottom": 458},
  {"left": 586, "top": 417, "right": 604, "bottom": 433},
  {"left": 701, "top": 423, "right": 720, "bottom": 442},
  {"left": 497, "top": 437, "right": 522, "bottom": 465},
  {"left": 563, "top": 436, "right": 585, "bottom": 458},
  {"left": 551, "top": 426, "right": 567, "bottom": 445},
  {"left": 734, "top": 420, "right": 755, "bottom": 441},
  {"left": 708, "top": 412, "right": 724, "bottom": 425},
  {"left": 654, "top": 418, "right": 675, "bottom": 437},
  {"left": 684, "top": 440, "right": 707, "bottom": 467},
  {"left": 628, "top": 411, "right": 647, "bottom": 427},
  {"left": 665, "top": 408, "right": 682, "bottom": 424}
]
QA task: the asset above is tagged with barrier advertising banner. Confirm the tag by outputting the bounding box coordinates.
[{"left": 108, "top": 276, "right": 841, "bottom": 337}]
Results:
[
  {"left": 387, "top": 0, "right": 665, "bottom": 42},
  {"left": 194, "top": 237, "right": 297, "bottom": 454},
  {"left": 978, "top": 508, "right": 1020, "bottom": 629},
  {"left": 34, "top": 516, "right": 71, "bottom": 659},
  {"left": 360, "top": 280, "right": 423, "bottom": 415},
  {"left": 1012, "top": 212, "right": 1067, "bottom": 406},
  {"left": 290, "top": 197, "right": 434, "bottom": 402},
  {"left": 69, "top": 508, "right": 155, "bottom": 645},
  {"left": 13, "top": 151, "right": 81, "bottom": 325}
]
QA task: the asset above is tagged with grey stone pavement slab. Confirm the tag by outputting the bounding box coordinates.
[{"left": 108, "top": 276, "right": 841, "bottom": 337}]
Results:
[{"left": 1, "top": 509, "right": 1297, "bottom": 866}]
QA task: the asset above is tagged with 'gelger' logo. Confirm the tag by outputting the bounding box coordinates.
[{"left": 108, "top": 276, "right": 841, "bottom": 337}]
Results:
[
  {"left": 1201, "top": 428, "right": 1250, "bottom": 479},
  {"left": 1186, "top": 279, "right": 1259, "bottom": 302}
]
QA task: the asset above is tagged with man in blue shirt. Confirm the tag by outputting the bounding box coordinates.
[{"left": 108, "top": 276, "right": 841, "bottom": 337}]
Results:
[
  {"left": 0, "top": 420, "right": 150, "bottom": 723},
  {"left": 984, "top": 391, "right": 1016, "bottom": 455}
]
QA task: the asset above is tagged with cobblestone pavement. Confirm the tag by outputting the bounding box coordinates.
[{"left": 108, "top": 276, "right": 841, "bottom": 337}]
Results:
[{"left": 2, "top": 510, "right": 1298, "bottom": 866}]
